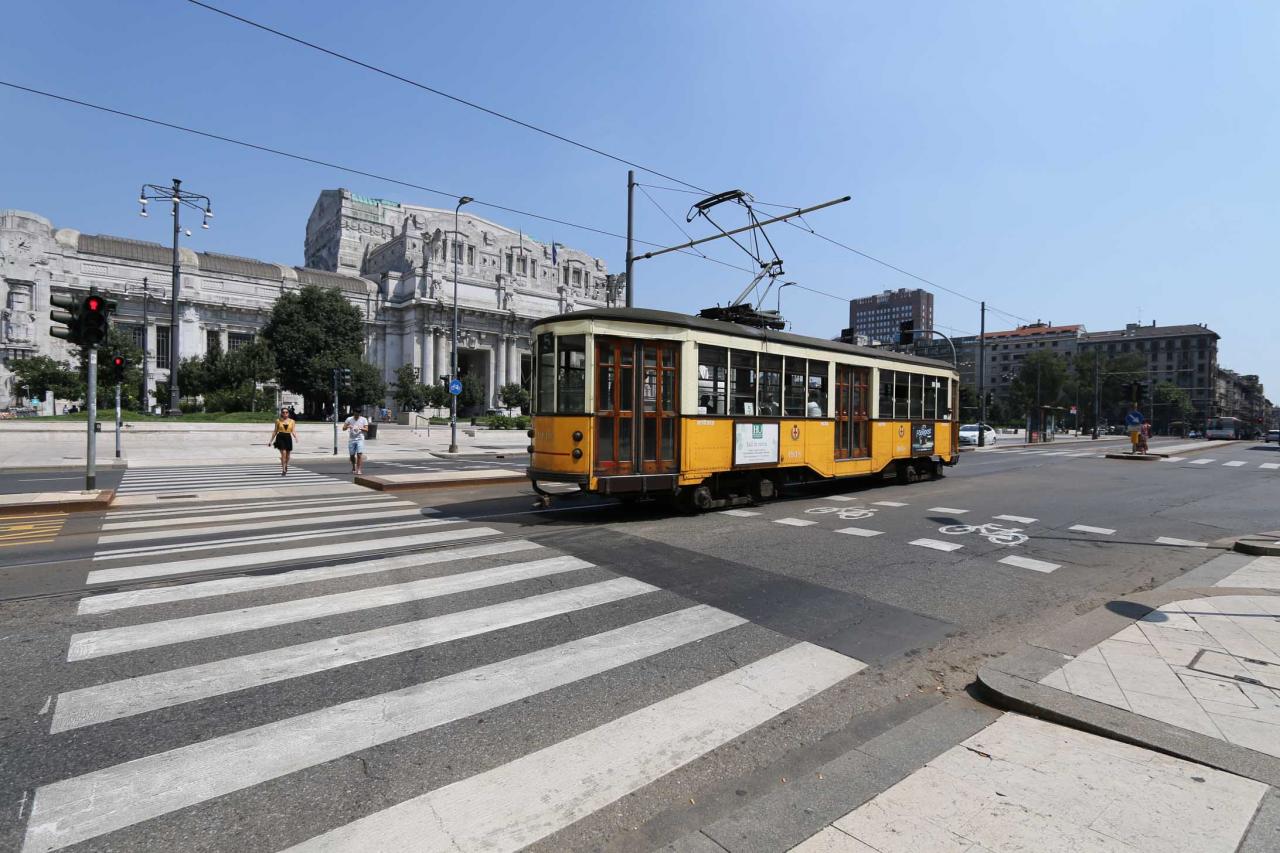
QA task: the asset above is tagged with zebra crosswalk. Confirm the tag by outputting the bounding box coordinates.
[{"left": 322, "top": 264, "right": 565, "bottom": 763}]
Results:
[
  {"left": 20, "top": 481, "right": 866, "bottom": 852},
  {"left": 114, "top": 463, "right": 335, "bottom": 496}
]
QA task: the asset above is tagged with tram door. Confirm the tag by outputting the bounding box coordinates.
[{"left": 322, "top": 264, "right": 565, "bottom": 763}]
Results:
[{"left": 595, "top": 338, "right": 679, "bottom": 475}]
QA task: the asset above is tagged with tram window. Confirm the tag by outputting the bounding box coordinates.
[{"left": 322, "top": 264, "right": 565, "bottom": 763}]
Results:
[
  {"left": 731, "top": 351, "right": 757, "bottom": 415},
  {"left": 556, "top": 335, "right": 586, "bottom": 414},
  {"left": 924, "top": 376, "right": 939, "bottom": 419},
  {"left": 759, "top": 354, "right": 782, "bottom": 415},
  {"left": 697, "top": 345, "right": 727, "bottom": 415},
  {"left": 536, "top": 333, "right": 555, "bottom": 414},
  {"left": 807, "top": 360, "right": 828, "bottom": 417},
  {"left": 643, "top": 346, "right": 659, "bottom": 413},
  {"left": 909, "top": 373, "right": 923, "bottom": 419},
  {"left": 879, "top": 370, "right": 895, "bottom": 419},
  {"left": 894, "top": 371, "right": 911, "bottom": 420},
  {"left": 784, "top": 357, "right": 807, "bottom": 417},
  {"left": 620, "top": 346, "right": 634, "bottom": 411}
]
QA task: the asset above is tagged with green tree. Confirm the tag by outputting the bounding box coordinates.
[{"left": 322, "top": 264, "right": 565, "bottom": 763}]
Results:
[
  {"left": 221, "top": 338, "right": 276, "bottom": 411},
  {"left": 76, "top": 327, "right": 144, "bottom": 410},
  {"left": 1008, "top": 351, "right": 1067, "bottom": 417},
  {"left": 9, "top": 355, "right": 79, "bottom": 403},
  {"left": 345, "top": 359, "right": 386, "bottom": 410},
  {"left": 1153, "top": 382, "right": 1193, "bottom": 434},
  {"left": 392, "top": 365, "right": 429, "bottom": 412},
  {"left": 263, "top": 285, "right": 369, "bottom": 417},
  {"left": 459, "top": 374, "right": 485, "bottom": 411},
  {"left": 499, "top": 382, "right": 530, "bottom": 412},
  {"left": 177, "top": 356, "right": 208, "bottom": 402},
  {"left": 425, "top": 383, "right": 449, "bottom": 409}
]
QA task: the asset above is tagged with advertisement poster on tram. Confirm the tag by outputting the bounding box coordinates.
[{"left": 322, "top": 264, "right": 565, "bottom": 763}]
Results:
[
  {"left": 912, "top": 422, "right": 935, "bottom": 454},
  {"left": 734, "top": 423, "right": 779, "bottom": 465}
]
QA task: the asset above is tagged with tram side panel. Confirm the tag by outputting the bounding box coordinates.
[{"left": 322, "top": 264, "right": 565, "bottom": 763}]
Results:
[{"left": 530, "top": 415, "right": 593, "bottom": 482}]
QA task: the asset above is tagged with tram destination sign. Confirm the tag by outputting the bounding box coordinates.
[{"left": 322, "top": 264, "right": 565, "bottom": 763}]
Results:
[{"left": 734, "top": 422, "right": 780, "bottom": 465}]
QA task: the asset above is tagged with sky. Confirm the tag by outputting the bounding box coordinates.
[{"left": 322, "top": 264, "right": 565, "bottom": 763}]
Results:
[{"left": 2, "top": 1, "right": 1276, "bottom": 394}]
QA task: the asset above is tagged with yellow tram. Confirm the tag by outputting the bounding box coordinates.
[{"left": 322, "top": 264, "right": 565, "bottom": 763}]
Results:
[{"left": 526, "top": 308, "right": 959, "bottom": 509}]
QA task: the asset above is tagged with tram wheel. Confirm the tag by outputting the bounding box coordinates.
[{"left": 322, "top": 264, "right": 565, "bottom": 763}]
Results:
[{"left": 898, "top": 462, "right": 921, "bottom": 485}]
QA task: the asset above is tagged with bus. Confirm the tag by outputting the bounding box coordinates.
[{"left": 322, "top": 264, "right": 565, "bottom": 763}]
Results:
[
  {"left": 526, "top": 307, "right": 960, "bottom": 510},
  {"left": 1205, "top": 417, "right": 1242, "bottom": 440}
]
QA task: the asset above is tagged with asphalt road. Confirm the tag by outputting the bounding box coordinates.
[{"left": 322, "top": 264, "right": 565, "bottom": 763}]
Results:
[{"left": 0, "top": 438, "right": 1275, "bottom": 852}]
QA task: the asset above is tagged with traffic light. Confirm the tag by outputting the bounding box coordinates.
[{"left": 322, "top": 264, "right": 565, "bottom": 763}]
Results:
[
  {"left": 49, "top": 292, "right": 83, "bottom": 344},
  {"left": 898, "top": 320, "right": 914, "bottom": 346},
  {"left": 80, "top": 288, "right": 116, "bottom": 347},
  {"left": 339, "top": 367, "right": 353, "bottom": 385},
  {"left": 110, "top": 354, "right": 127, "bottom": 383}
]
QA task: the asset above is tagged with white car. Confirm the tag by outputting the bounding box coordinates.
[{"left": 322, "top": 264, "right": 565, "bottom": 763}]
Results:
[{"left": 959, "top": 424, "right": 997, "bottom": 446}]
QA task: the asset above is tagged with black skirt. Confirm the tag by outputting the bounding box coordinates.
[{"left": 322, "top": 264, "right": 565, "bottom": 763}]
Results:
[{"left": 274, "top": 434, "right": 294, "bottom": 451}]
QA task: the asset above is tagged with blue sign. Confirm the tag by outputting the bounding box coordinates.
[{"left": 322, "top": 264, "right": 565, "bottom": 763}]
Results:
[
  {"left": 448, "top": 378, "right": 463, "bottom": 396},
  {"left": 1125, "top": 410, "right": 1144, "bottom": 428}
]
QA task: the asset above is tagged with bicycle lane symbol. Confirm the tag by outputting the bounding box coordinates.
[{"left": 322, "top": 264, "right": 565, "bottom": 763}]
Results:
[
  {"left": 805, "top": 506, "right": 880, "bottom": 521},
  {"left": 938, "top": 522, "right": 1028, "bottom": 546}
]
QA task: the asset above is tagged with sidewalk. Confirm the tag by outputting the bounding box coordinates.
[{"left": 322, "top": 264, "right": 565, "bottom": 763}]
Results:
[{"left": 782, "top": 543, "right": 1280, "bottom": 852}]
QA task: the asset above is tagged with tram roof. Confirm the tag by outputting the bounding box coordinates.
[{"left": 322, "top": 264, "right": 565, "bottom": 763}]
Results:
[{"left": 536, "top": 307, "right": 957, "bottom": 372}]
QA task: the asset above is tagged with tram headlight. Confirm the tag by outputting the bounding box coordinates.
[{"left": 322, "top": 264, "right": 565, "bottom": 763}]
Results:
[
  {"left": 571, "top": 448, "right": 583, "bottom": 460},
  {"left": 527, "top": 429, "right": 534, "bottom": 437},
  {"left": 572, "top": 430, "right": 583, "bottom": 442}
]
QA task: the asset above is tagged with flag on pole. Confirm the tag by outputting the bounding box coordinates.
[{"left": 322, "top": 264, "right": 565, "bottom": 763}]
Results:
[{"left": 551, "top": 241, "right": 558, "bottom": 265}]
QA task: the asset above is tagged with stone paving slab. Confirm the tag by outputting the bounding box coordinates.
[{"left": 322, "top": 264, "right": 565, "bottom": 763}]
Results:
[{"left": 789, "top": 712, "right": 1268, "bottom": 853}]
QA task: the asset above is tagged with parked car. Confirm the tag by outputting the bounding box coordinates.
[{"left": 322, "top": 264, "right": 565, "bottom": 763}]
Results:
[
  {"left": 1266, "top": 429, "right": 1279, "bottom": 444},
  {"left": 958, "top": 423, "right": 998, "bottom": 446}
]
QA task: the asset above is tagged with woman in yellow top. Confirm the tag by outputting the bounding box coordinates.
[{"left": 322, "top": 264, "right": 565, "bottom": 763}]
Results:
[{"left": 268, "top": 407, "right": 298, "bottom": 476}]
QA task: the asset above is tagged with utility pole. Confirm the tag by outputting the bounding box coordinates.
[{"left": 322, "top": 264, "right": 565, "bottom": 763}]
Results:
[
  {"left": 140, "top": 277, "right": 151, "bottom": 413},
  {"left": 86, "top": 345, "right": 97, "bottom": 491},
  {"left": 332, "top": 369, "right": 339, "bottom": 456},
  {"left": 625, "top": 170, "right": 635, "bottom": 308},
  {"left": 138, "top": 179, "right": 213, "bottom": 416},
  {"left": 977, "top": 301, "right": 987, "bottom": 446},
  {"left": 114, "top": 381, "right": 122, "bottom": 459},
  {"left": 450, "top": 196, "right": 474, "bottom": 453},
  {"left": 1092, "top": 351, "right": 1101, "bottom": 439}
]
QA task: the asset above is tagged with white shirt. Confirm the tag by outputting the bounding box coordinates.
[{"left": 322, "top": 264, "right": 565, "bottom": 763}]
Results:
[{"left": 344, "top": 415, "right": 368, "bottom": 439}]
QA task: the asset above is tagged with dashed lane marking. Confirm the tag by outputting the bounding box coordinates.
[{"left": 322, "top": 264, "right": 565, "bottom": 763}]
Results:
[
  {"left": 909, "top": 538, "right": 963, "bottom": 552},
  {"left": 1223, "top": 461, "right": 1247, "bottom": 467},
  {"left": 872, "top": 501, "right": 908, "bottom": 508},
  {"left": 720, "top": 509, "right": 761, "bottom": 517},
  {"left": 773, "top": 518, "right": 817, "bottom": 527},
  {"left": 0, "top": 513, "right": 66, "bottom": 548},
  {"left": 1069, "top": 524, "right": 1116, "bottom": 535},
  {"left": 927, "top": 507, "right": 968, "bottom": 515},
  {"left": 835, "top": 527, "right": 883, "bottom": 537},
  {"left": 993, "top": 515, "right": 1037, "bottom": 524},
  {"left": 1155, "top": 536, "right": 1209, "bottom": 548},
  {"left": 1262, "top": 463, "right": 1280, "bottom": 470},
  {"left": 1162, "top": 456, "right": 1187, "bottom": 462},
  {"left": 826, "top": 496, "right": 856, "bottom": 502},
  {"left": 998, "top": 555, "right": 1060, "bottom": 573},
  {"left": 1188, "top": 459, "right": 1215, "bottom": 465},
  {"left": 1067, "top": 452, "right": 1096, "bottom": 458}
]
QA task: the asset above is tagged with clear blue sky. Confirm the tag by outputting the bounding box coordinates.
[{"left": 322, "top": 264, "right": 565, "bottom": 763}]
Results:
[{"left": 2, "top": 1, "right": 1276, "bottom": 395}]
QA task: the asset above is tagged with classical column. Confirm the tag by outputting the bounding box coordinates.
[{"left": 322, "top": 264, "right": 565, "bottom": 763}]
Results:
[
  {"left": 422, "top": 326, "right": 435, "bottom": 388},
  {"left": 495, "top": 335, "right": 507, "bottom": 405},
  {"left": 488, "top": 338, "right": 499, "bottom": 409},
  {"left": 506, "top": 336, "right": 520, "bottom": 384},
  {"left": 434, "top": 326, "right": 448, "bottom": 384}
]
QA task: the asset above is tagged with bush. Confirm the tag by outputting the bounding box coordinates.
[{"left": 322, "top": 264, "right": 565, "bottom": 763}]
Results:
[
  {"left": 488, "top": 414, "right": 517, "bottom": 430},
  {"left": 203, "top": 385, "right": 260, "bottom": 413},
  {"left": 515, "top": 416, "right": 531, "bottom": 430}
]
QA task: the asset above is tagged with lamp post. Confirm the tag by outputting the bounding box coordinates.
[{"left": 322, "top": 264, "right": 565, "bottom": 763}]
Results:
[
  {"left": 138, "top": 179, "right": 212, "bottom": 416},
  {"left": 449, "top": 196, "right": 473, "bottom": 454}
]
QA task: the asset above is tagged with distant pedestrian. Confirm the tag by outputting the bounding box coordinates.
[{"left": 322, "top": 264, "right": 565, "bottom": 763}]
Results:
[
  {"left": 1139, "top": 420, "right": 1151, "bottom": 454},
  {"left": 269, "top": 407, "right": 298, "bottom": 476},
  {"left": 343, "top": 406, "right": 369, "bottom": 475}
]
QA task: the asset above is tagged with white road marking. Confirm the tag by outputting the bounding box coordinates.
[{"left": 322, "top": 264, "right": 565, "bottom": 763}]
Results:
[
  {"left": 1038, "top": 451, "right": 1073, "bottom": 456},
  {"left": 100, "top": 500, "right": 424, "bottom": 531},
  {"left": 1261, "top": 463, "right": 1280, "bottom": 470},
  {"left": 1223, "top": 461, "right": 1247, "bottom": 467},
  {"left": 773, "top": 518, "right": 817, "bottom": 527},
  {"left": 993, "top": 514, "right": 1037, "bottom": 524},
  {"left": 54, "top": 578, "right": 657, "bottom": 732},
  {"left": 78, "top": 540, "right": 541, "bottom": 615},
  {"left": 280, "top": 643, "right": 864, "bottom": 853},
  {"left": 1067, "top": 451, "right": 1096, "bottom": 457},
  {"left": 1156, "top": 536, "right": 1209, "bottom": 548},
  {"left": 85, "top": 526, "right": 499, "bottom": 586},
  {"left": 927, "top": 507, "right": 968, "bottom": 515},
  {"left": 998, "top": 555, "right": 1060, "bottom": 573},
  {"left": 70, "top": 555, "right": 594, "bottom": 661},
  {"left": 826, "top": 496, "right": 856, "bottom": 502},
  {"left": 105, "top": 493, "right": 403, "bottom": 520},
  {"left": 1188, "top": 458, "right": 1215, "bottom": 465},
  {"left": 835, "top": 527, "right": 883, "bottom": 537},
  {"left": 93, "top": 516, "right": 463, "bottom": 560},
  {"left": 909, "top": 538, "right": 962, "bottom": 552},
  {"left": 720, "top": 509, "right": 760, "bottom": 517},
  {"left": 97, "top": 508, "right": 429, "bottom": 544},
  {"left": 24, "top": 607, "right": 743, "bottom": 853},
  {"left": 872, "top": 501, "right": 907, "bottom": 507},
  {"left": 1069, "top": 524, "right": 1116, "bottom": 535}
]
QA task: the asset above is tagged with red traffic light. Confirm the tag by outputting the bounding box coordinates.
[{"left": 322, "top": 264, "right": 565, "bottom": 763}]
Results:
[
  {"left": 87, "top": 297, "right": 102, "bottom": 311},
  {"left": 112, "top": 356, "right": 124, "bottom": 367}
]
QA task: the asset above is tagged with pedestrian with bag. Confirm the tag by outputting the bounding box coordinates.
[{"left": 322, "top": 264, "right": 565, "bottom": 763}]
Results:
[
  {"left": 343, "top": 406, "right": 369, "bottom": 475},
  {"left": 269, "top": 407, "right": 298, "bottom": 476}
]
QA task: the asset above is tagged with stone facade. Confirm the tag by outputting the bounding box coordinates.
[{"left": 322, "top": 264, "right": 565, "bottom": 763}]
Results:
[{"left": 0, "top": 190, "right": 621, "bottom": 411}]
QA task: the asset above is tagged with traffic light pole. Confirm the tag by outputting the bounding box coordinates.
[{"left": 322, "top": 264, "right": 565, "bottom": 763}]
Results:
[
  {"left": 168, "top": 183, "right": 182, "bottom": 416},
  {"left": 332, "top": 370, "right": 339, "bottom": 456},
  {"left": 978, "top": 301, "right": 987, "bottom": 446},
  {"left": 86, "top": 345, "right": 97, "bottom": 492},
  {"left": 115, "top": 382, "right": 122, "bottom": 459}
]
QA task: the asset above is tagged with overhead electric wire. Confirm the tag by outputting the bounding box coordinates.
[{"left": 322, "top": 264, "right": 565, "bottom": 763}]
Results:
[
  {"left": 637, "top": 186, "right": 756, "bottom": 276},
  {"left": 184, "top": 0, "right": 706, "bottom": 194}
]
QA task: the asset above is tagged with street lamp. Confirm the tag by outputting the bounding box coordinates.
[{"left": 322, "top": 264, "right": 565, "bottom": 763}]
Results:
[
  {"left": 138, "top": 179, "right": 212, "bottom": 416},
  {"left": 449, "top": 195, "right": 474, "bottom": 454}
]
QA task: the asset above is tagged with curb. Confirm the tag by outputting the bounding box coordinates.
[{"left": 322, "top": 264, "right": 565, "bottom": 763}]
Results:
[
  {"left": 975, "top": 585, "right": 1280, "bottom": 789},
  {"left": 0, "top": 489, "right": 115, "bottom": 516},
  {"left": 1104, "top": 452, "right": 1165, "bottom": 461},
  {"left": 1234, "top": 535, "right": 1280, "bottom": 557}
]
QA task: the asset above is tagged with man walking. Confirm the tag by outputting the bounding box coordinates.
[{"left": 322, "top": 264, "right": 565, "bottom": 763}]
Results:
[{"left": 342, "top": 406, "right": 369, "bottom": 475}]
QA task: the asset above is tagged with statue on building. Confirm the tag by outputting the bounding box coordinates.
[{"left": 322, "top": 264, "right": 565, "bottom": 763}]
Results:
[{"left": 3, "top": 283, "right": 35, "bottom": 345}]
